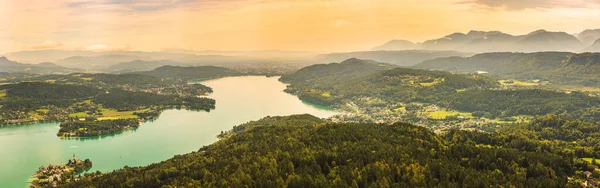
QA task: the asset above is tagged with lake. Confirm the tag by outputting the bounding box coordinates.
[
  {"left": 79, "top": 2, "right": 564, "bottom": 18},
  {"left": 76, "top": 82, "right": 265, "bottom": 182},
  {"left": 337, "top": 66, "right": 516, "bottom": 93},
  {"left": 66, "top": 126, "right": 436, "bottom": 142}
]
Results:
[{"left": 0, "top": 76, "right": 339, "bottom": 187}]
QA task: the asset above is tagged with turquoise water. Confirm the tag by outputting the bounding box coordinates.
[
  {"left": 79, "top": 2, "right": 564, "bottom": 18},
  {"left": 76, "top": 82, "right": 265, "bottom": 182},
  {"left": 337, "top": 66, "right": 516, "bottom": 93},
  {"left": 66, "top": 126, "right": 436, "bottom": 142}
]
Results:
[{"left": 0, "top": 76, "right": 338, "bottom": 187}]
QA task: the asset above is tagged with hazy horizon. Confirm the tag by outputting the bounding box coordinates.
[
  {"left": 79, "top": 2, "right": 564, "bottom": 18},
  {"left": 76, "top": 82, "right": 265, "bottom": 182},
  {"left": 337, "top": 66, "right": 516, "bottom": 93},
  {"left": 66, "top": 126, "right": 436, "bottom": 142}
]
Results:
[{"left": 1, "top": 0, "right": 600, "bottom": 54}]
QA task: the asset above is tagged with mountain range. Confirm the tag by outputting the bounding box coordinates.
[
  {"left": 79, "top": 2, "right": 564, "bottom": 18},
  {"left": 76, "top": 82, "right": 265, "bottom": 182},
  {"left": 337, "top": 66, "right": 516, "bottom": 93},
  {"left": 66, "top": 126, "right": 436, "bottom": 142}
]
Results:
[
  {"left": 414, "top": 52, "right": 600, "bottom": 86},
  {"left": 375, "top": 29, "right": 600, "bottom": 53},
  {"left": 317, "top": 50, "right": 470, "bottom": 66},
  {"left": 106, "top": 60, "right": 187, "bottom": 73},
  {"left": 0, "top": 57, "right": 80, "bottom": 74}
]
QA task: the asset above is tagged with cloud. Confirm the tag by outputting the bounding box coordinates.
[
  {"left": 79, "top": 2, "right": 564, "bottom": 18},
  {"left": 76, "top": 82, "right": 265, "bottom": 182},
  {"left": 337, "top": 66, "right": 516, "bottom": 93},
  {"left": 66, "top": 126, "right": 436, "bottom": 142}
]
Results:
[
  {"left": 29, "top": 41, "right": 64, "bottom": 50},
  {"left": 462, "top": 0, "right": 599, "bottom": 10},
  {"left": 66, "top": 0, "right": 203, "bottom": 12},
  {"left": 85, "top": 44, "right": 131, "bottom": 52}
]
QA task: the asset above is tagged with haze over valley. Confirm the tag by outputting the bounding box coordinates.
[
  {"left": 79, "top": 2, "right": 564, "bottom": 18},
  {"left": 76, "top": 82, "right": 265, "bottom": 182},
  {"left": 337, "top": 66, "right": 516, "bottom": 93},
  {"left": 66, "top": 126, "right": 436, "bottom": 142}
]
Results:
[{"left": 2, "top": 0, "right": 600, "bottom": 187}]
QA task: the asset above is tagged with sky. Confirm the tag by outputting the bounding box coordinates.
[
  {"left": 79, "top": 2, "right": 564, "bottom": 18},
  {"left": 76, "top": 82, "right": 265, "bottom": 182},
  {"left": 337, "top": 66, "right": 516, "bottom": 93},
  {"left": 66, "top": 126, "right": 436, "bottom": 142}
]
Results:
[{"left": 1, "top": 0, "right": 600, "bottom": 53}]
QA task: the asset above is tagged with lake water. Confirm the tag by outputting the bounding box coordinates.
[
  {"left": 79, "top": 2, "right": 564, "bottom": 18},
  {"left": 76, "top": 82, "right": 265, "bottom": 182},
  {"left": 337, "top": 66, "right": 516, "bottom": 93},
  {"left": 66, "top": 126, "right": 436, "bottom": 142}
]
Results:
[{"left": 0, "top": 76, "right": 338, "bottom": 187}]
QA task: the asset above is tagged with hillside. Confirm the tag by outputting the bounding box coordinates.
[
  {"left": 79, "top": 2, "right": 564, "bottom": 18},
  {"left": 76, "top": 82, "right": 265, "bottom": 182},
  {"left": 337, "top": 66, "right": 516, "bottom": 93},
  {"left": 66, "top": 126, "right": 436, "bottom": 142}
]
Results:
[
  {"left": 515, "top": 30, "right": 583, "bottom": 52},
  {"left": 279, "top": 58, "right": 395, "bottom": 88},
  {"left": 132, "top": 65, "right": 240, "bottom": 80},
  {"left": 585, "top": 39, "right": 600, "bottom": 52},
  {"left": 577, "top": 29, "right": 600, "bottom": 46},
  {"left": 0, "top": 57, "right": 78, "bottom": 74},
  {"left": 385, "top": 29, "right": 587, "bottom": 53},
  {"left": 317, "top": 50, "right": 469, "bottom": 66},
  {"left": 414, "top": 52, "right": 600, "bottom": 86},
  {"left": 441, "top": 89, "right": 600, "bottom": 120},
  {"left": 284, "top": 60, "right": 497, "bottom": 106},
  {"left": 371, "top": 40, "right": 416, "bottom": 51},
  {"left": 62, "top": 114, "right": 594, "bottom": 187},
  {"left": 106, "top": 60, "right": 187, "bottom": 73}
]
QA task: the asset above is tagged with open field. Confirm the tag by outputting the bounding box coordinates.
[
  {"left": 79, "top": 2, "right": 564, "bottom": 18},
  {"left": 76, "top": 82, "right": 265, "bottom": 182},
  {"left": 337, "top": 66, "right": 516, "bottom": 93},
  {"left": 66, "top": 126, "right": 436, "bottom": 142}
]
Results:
[
  {"left": 428, "top": 109, "right": 472, "bottom": 119},
  {"left": 499, "top": 80, "right": 538, "bottom": 86},
  {"left": 69, "top": 108, "right": 150, "bottom": 120}
]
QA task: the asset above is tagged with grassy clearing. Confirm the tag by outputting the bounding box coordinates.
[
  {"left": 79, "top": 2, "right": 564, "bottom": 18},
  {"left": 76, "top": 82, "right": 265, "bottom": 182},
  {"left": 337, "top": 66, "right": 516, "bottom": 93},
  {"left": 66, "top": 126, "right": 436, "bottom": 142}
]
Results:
[
  {"left": 80, "top": 77, "right": 93, "bottom": 81},
  {"left": 30, "top": 112, "right": 44, "bottom": 120},
  {"left": 69, "top": 112, "right": 91, "bottom": 118},
  {"left": 428, "top": 109, "right": 472, "bottom": 119},
  {"left": 419, "top": 78, "right": 444, "bottom": 87},
  {"left": 69, "top": 108, "right": 150, "bottom": 120},
  {"left": 98, "top": 108, "right": 149, "bottom": 120},
  {"left": 482, "top": 115, "right": 533, "bottom": 124},
  {"left": 394, "top": 107, "right": 406, "bottom": 112},
  {"left": 456, "top": 89, "right": 467, "bottom": 93},
  {"left": 45, "top": 80, "right": 56, "bottom": 83},
  {"left": 499, "top": 80, "right": 538, "bottom": 86},
  {"left": 36, "top": 109, "right": 49, "bottom": 113},
  {"left": 582, "top": 158, "right": 598, "bottom": 164},
  {"left": 0, "top": 90, "right": 6, "bottom": 98},
  {"left": 321, "top": 92, "right": 331, "bottom": 98}
]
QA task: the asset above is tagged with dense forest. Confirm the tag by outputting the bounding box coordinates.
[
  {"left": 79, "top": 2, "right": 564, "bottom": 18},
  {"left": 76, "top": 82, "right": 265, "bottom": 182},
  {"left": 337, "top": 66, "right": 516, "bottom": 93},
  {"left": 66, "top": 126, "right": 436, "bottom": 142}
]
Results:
[
  {"left": 441, "top": 89, "right": 600, "bottom": 120},
  {"left": 0, "top": 82, "right": 100, "bottom": 111},
  {"left": 94, "top": 89, "right": 215, "bottom": 111},
  {"left": 279, "top": 58, "right": 395, "bottom": 88},
  {"left": 0, "top": 81, "right": 215, "bottom": 130},
  {"left": 58, "top": 119, "right": 140, "bottom": 137},
  {"left": 414, "top": 52, "right": 600, "bottom": 86},
  {"left": 18, "top": 73, "right": 213, "bottom": 97},
  {"left": 63, "top": 114, "right": 598, "bottom": 187}
]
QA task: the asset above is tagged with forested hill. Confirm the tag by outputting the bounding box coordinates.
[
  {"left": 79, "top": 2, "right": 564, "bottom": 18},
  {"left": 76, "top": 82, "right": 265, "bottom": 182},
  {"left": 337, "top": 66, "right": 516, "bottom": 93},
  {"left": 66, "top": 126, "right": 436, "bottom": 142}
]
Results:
[
  {"left": 284, "top": 62, "right": 498, "bottom": 106},
  {"left": 440, "top": 89, "right": 600, "bottom": 122},
  {"left": 63, "top": 114, "right": 595, "bottom": 187},
  {"left": 316, "top": 50, "right": 469, "bottom": 66},
  {"left": 414, "top": 52, "right": 600, "bottom": 86},
  {"left": 132, "top": 65, "right": 241, "bottom": 80},
  {"left": 279, "top": 58, "right": 395, "bottom": 88}
]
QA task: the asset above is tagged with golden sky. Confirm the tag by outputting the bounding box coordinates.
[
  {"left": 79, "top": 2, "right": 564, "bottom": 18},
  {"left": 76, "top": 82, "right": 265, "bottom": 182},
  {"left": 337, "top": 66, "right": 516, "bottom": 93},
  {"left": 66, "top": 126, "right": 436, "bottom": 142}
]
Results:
[{"left": 1, "top": 0, "right": 599, "bottom": 53}]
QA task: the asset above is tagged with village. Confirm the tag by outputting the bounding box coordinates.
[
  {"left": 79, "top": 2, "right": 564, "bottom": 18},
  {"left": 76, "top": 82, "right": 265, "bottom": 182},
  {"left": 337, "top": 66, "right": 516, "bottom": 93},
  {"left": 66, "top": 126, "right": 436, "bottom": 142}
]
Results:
[
  {"left": 328, "top": 97, "right": 529, "bottom": 132},
  {"left": 30, "top": 155, "right": 92, "bottom": 188}
]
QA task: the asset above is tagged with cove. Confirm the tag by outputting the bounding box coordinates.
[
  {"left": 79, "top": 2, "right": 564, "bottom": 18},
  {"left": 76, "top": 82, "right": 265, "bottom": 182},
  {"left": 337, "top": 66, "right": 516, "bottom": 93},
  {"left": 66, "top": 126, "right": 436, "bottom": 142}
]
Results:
[{"left": 0, "top": 76, "right": 339, "bottom": 188}]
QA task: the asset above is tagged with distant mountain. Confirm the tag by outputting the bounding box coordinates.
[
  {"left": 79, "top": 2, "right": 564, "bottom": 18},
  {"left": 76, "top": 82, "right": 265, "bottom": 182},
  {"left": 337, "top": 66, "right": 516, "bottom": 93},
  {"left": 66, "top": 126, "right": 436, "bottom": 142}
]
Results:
[
  {"left": 0, "top": 57, "right": 79, "bottom": 74},
  {"left": 414, "top": 52, "right": 600, "bottom": 86},
  {"left": 5, "top": 50, "right": 314, "bottom": 67},
  {"left": 515, "top": 30, "right": 583, "bottom": 52},
  {"left": 54, "top": 54, "right": 151, "bottom": 70},
  {"left": 414, "top": 52, "right": 571, "bottom": 74},
  {"left": 585, "top": 39, "right": 600, "bottom": 52},
  {"left": 372, "top": 40, "right": 416, "bottom": 51},
  {"left": 280, "top": 58, "right": 395, "bottom": 87},
  {"left": 106, "top": 60, "right": 188, "bottom": 73},
  {"left": 36, "top": 62, "right": 65, "bottom": 68},
  {"left": 132, "top": 65, "right": 240, "bottom": 80},
  {"left": 577, "top": 29, "right": 600, "bottom": 46},
  {"left": 317, "top": 50, "right": 470, "bottom": 66},
  {"left": 379, "top": 29, "right": 588, "bottom": 53},
  {"left": 422, "top": 31, "right": 510, "bottom": 51},
  {"left": 0, "top": 57, "right": 22, "bottom": 67},
  {"left": 4, "top": 50, "right": 101, "bottom": 64}
]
